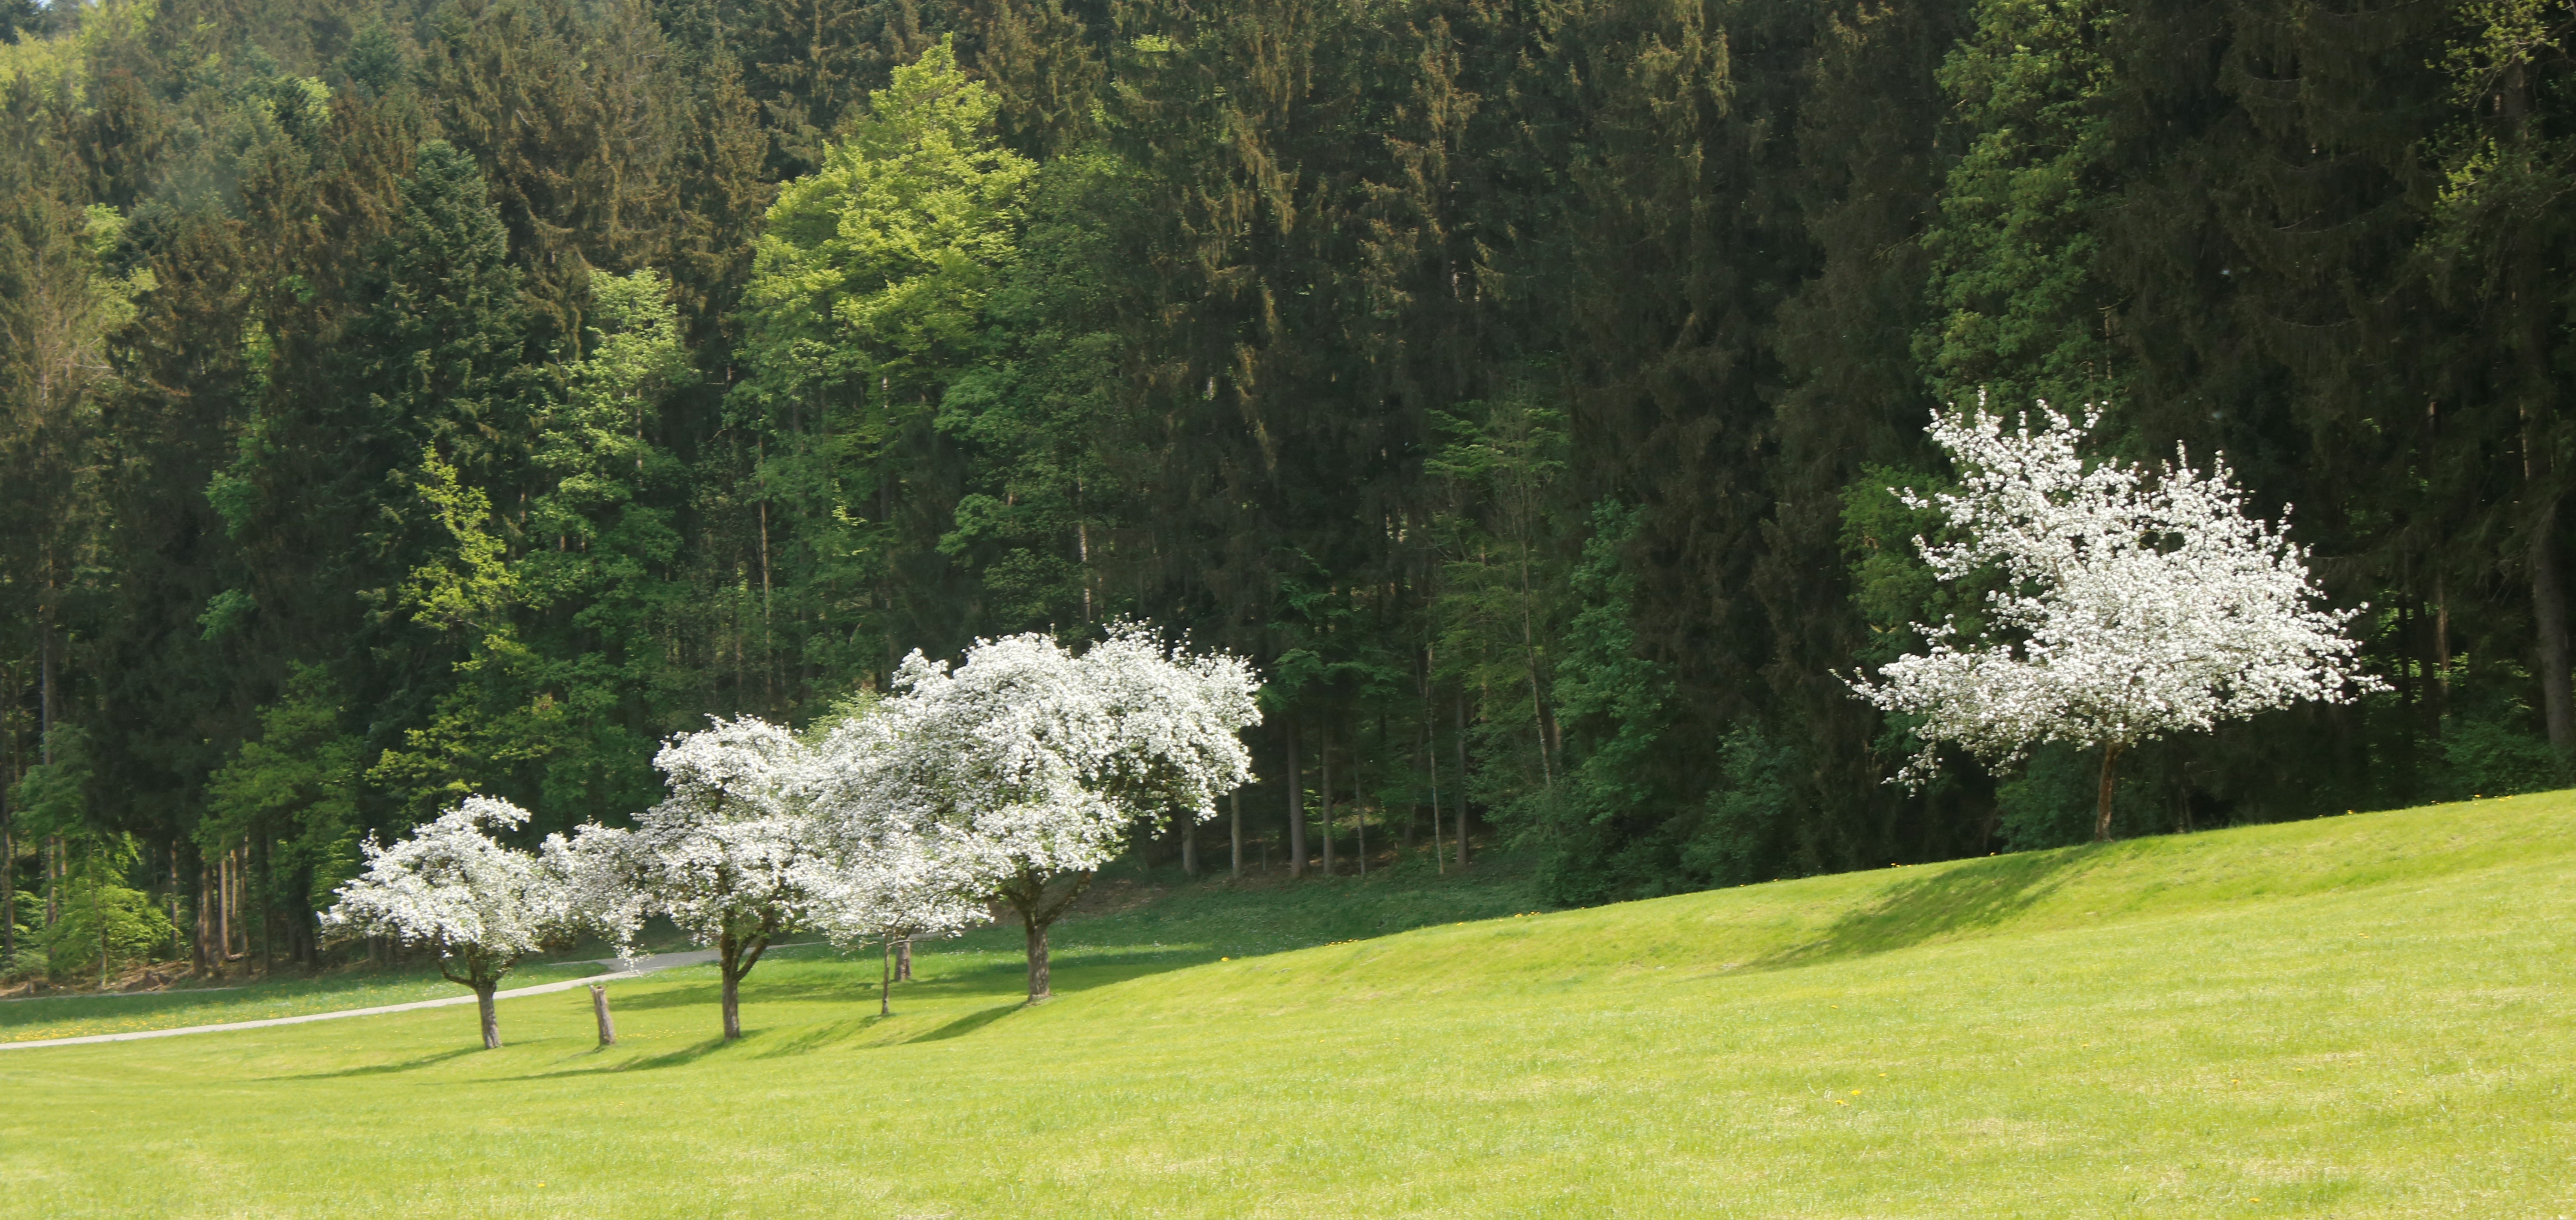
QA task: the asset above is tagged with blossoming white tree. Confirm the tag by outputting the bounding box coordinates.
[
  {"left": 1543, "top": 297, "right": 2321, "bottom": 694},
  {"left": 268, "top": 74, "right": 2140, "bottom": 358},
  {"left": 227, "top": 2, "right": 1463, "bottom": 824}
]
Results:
[
  {"left": 321, "top": 796, "right": 572, "bottom": 1049},
  {"left": 808, "top": 625, "right": 1260, "bottom": 1003},
  {"left": 1847, "top": 401, "right": 2385, "bottom": 841},
  {"left": 602, "top": 715, "right": 835, "bottom": 1040},
  {"left": 799, "top": 824, "right": 987, "bottom": 1015}
]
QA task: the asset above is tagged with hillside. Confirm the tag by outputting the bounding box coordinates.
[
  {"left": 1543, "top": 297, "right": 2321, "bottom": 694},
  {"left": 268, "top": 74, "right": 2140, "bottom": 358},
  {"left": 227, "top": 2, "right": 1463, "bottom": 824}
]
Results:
[{"left": 4, "top": 797, "right": 2571, "bottom": 1217}]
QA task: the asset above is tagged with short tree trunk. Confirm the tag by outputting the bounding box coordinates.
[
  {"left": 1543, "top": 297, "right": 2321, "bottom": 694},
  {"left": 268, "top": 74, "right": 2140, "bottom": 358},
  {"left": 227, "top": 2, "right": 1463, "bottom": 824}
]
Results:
[
  {"left": 719, "top": 933, "right": 744, "bottom": 1040},
  {"left": 880, "top": 939, "right": 893, "bottom": 1016},
  {"left": 1024, "top": 916, "right": 1052, "bottom": 1003},
  {"left": 589, "top": 983, "right": 616, "bottom": 1047},
  {"left": 895, "top": 937, "right": 913, "bottom": 982},
  {"left": 999, "top": 870, "right": 1090, "bottom": 1004},
  {"left": 2094, "top": 742, "right": 2126, "bottom": 843},
  {"left": 476, "top": 983, "right": 501, "bottom": 1050}
]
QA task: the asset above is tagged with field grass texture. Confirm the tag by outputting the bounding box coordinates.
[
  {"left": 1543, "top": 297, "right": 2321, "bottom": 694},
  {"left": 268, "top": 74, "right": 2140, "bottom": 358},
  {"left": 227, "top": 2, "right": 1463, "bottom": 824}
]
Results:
[{"left": 4, "top": 794, "right": 2569, "bottom": 1217}]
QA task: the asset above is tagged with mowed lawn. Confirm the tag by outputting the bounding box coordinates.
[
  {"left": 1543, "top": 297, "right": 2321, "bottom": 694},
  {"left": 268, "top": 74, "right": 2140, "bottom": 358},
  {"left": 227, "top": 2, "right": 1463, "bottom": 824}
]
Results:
[{"left": 6, "top": 797, "right": 2572, "bottom": 1218}]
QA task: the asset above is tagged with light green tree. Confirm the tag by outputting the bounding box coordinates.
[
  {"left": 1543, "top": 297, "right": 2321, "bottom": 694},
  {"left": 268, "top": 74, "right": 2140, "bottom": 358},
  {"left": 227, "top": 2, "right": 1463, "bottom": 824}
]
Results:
[{"left": 735, "top": 36, "right": 1039, "bottom": 685}]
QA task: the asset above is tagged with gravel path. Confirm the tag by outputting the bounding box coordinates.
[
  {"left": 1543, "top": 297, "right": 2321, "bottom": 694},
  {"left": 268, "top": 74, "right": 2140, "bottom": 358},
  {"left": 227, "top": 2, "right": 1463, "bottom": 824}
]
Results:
[{"left": 0, "top": 949, "right": 727, "bottom": 1051}]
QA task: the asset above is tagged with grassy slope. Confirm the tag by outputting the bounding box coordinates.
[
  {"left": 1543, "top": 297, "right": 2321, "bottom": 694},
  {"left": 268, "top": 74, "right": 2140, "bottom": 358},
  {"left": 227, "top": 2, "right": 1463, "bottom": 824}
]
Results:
[{"left": 4, "top": 796, "right": 2570, "bottom": 1217}]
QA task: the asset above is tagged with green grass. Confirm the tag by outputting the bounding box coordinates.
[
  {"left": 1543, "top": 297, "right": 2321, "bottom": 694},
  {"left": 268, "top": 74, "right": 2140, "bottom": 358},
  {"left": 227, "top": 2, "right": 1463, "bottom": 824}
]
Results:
[
  {"left": 6, "top": 796, "right": 2572, "bottom": 1217},
  {"left": 0, "top": 958, "right": 625, "bottom": 1044}
]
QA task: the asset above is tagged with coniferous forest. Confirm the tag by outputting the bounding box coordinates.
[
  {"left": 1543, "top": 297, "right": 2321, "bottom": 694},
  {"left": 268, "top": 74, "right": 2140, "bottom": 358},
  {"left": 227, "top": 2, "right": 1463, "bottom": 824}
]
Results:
[{"left": 2, "top": 0, "right": 2570, "bottom": 977}]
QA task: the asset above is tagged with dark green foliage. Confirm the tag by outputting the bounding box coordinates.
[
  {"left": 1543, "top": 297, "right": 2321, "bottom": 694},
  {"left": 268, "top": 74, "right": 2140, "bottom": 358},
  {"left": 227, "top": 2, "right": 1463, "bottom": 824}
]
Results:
[
  {"left": 6, "top": 0, "right": 2576, "bottom": 983},
  {"left": 0, "top": 0, "right": 43, "bottom": 45}
]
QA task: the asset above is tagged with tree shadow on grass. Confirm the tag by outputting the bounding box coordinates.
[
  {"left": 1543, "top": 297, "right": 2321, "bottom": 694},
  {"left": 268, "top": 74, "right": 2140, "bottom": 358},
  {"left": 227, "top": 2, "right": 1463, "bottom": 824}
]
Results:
[
  {"left": 263, "top": 1046, "right": 483, "bottom": 1080},
  {"left": 607, "top": 976, "right": 963, "bottom": 1013},
  {"left": 1755, "top": 846, "right": 2100, "bottom": 970},
  {"left": 497, "top": 1035, "right": 737, "bottom": 1080},
  {"left": 905, "top": 1002, "right": 1020, "bottom": 1044},
  {"left": 752, "top": 1015, "right": 889, "bottom": 1058}
]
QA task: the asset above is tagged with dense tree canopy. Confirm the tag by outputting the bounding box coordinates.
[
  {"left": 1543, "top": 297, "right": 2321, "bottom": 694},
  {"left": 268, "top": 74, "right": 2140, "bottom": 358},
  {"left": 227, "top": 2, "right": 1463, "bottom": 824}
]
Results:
[{"left": 6, "top": 0, "right": 2572, "bottom": 980}]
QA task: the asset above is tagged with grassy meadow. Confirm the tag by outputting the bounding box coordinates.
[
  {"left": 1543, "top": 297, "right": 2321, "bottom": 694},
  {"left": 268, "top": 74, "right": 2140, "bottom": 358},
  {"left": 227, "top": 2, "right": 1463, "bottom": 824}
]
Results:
[{"left": 4, "top": 795, "right": 2571, "bottom": 1217}]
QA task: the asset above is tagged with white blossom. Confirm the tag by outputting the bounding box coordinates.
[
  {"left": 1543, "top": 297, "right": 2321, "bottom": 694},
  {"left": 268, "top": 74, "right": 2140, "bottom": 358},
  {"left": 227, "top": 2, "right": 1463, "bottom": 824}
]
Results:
[
  {"left": 799, "top": 824, "right": 987, "bottom": 952},
  {"left": 1847, "top": 400, "right": 2385, "bottom": 808},
  {"left": 597, "top": 715, "right": 837, "bottom": 1038},
  {"left": 808, "top": 624, "right": 1261, "bottom": 888},
  {"left": 802, "top": 624, "right": 1260, "bottom": 1000},
  {"left": 321, "top": 795, "right": 572, "bottom": 1047},
  {"left": 793, "top": 815, "right": 988, "bottom": 1015}
]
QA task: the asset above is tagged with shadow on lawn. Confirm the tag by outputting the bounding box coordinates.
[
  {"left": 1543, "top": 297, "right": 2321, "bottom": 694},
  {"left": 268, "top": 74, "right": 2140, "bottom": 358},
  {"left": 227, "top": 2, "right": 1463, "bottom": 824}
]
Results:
[
  {"left": 498, "top": 1035, "right": 737, "bottom": 1080},
  {"left": 907, "top": 1002, "right": 1021, "bottom": 1044},
  {"left": 1758, "top": 845, "right": 2100, "bottom": 969},
  {"left": 266, "top": 1046, "right": 482, "bottom": 1080}
]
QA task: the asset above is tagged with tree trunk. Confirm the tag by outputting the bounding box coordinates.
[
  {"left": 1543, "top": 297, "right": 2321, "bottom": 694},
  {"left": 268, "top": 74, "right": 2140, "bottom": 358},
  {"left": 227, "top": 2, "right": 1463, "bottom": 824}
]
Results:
[
  {"left": 476, "top": 982, "right": 501, "bottom": 1050},
  {"left": 2435, "top": 572, "right": 2453, "bottom": 719},
  {"left": 1002, "top": 868, "right": 1093, "bottom": 1004},
  {"left": 1285, "top": 718, "right": 1305, "bottom": 879},
  {"left": 896, "top": 936, "right": 913, "bottom": 982},
  {"left": 2094, "top": 742, "right": 2126, "bottom": 843},
  {"left": 1181, "top": 815, "right": 1197, "bottom": 878},
  {"left": 719, "top": 932, "right": 744, "bottom": 1040},
  {"left": 1357, "top": 720, "right": 1373, "bottom": 873},
  {"left": 194, "top": 863, "right": 210, "bottom": 968},
  {"left": 168, "top": 843, "right": 182, "bottom": 963},
  {"left": 1, "top": 708, "right": 12, "bottom": 963},
  {"left": 37, "top": 607, "right": 55, "bottom": 768},
  {"left": 1229, "top": 790, "right": 1242, "bottom": 879},
  {"left": 2506, "top": 61, "right": 2572, "bottom": 759},
  {"left": 2532, "top": 496, "right": 2573, "bottom": 755},
  {"left": 1425, "top": 715, "right": 1444, "bottom": 874},
  {"left": 880, "top": 938, "right": 893, "bottom": 1016},
  {"left": 1320, "top": 727, "right": 1336, "bottom": 876},
  {"left": 589, "top": 983, "right": 616, "bottom": 1046},
  {"left": 1455, "top": 692, "right": 1472, "bottom": 868},
  {"left": 1355, "top": 780, "right": 1367, "bottom": 875},
  {"left": 1024, "top": 916, "right": 1051, "bottom": 1003}
]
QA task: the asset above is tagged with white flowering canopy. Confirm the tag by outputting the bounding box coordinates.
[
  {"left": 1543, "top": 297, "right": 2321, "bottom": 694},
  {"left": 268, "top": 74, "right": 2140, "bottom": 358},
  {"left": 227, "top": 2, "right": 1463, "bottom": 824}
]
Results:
[
  {"left": 608, "top": 715, "right": 835, "bottom": 955},
  {"left": 805, "top": 624, "right": 1262, "bottom": 892},
  {"left": 322, "top": 795, "right": 570, "bottom": 985},
  {"left": 799, "top": 823, "right": 989, "bottom": 950},
  {"left": 1849, "top": 401, "right": 2384, "bottom": 782}
]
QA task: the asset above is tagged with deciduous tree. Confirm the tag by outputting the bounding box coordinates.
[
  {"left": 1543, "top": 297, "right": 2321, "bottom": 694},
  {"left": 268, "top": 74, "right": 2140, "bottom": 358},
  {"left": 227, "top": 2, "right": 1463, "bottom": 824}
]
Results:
[
  {"left": 602, "top": 715, "right": 830, "bottom": 1039},
  {"left": 810, "top": 626, "right": 1258, "bottom": 1002},
  {"left": 321, "top": 796, "right": 573, "bottom": 1049},
  {"left": 1847, "top": 402, "right": 2385, "bottom": 840}
]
